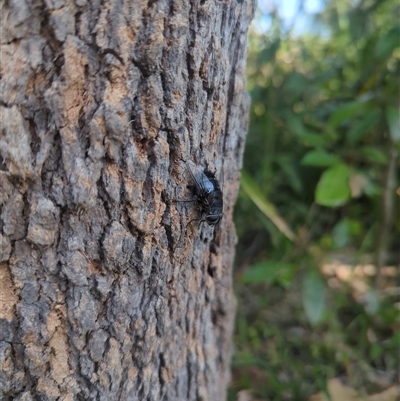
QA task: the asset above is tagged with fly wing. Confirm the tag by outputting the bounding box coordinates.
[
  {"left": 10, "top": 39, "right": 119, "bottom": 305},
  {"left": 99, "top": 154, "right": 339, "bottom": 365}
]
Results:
[
  {"left": 186, "top": 160, "right": 201, "bottom": 181},
  {"left": 186, "top": 160, "right": 214, "bottom": 193}
]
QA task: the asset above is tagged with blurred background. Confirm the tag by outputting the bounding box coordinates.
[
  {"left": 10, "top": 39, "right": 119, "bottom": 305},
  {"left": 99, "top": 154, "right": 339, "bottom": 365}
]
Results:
[{"left": 229, "top": 0, "right": 399, "bottom": 400}]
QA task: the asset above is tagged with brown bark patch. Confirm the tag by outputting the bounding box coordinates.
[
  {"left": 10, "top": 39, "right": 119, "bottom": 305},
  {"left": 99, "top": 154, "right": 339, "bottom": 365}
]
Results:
[{"left": 0, "top": 262, "right": 18, "bottom": 321}]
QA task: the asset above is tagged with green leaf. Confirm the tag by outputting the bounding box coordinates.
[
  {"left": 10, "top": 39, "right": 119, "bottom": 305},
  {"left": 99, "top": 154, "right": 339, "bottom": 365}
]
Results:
[
  {"left": 242, "top": 261, "right": 296, "bottom": 287},
  {"left": 299, "top": 132, "right": 330, "bottom": 148},
  {"left": 301, "top": 150, "right": 342, "bottom": 167},
  {"left": 240, "top": 170, "right": 295, "bottom": 241},
  {"left": 333, "top": 219, "right": 351, "bottom": 248},
  {"left": 329, "top": 101, "right": 368, "bottom": 127},
  {"left": 259, "top": 40, "right": 280, "bottom": 62},
  {"left": 360, "top": 146, "right": 388, "bottom": 164},
  {"left": 336, "top": 217, "right": 362, "bottom": 240},
  {"left": 242, "top": 261, "right": 277, "bottom": 284},
  {"left": 386, "top": 106, "right": 400, "bottom": 143},
  {"left": 287, "top": 114, "right": 306, "bottom": 135},
  {"left": 375, "top": 26, "right": 400, "bottom": 60},
  {"left": 277, "top": 156, "right": 303, "bottom": 193},
  {"left": 363, "top": 180, "right": 381, "bottom": 198},
  {"left": 315, "top": 164, "right": 351, "bottom": 207},
  {"left": 285, "top": 72, "right": 306, "bottom": 98},
  {"left": 302, "top": 271, "right": 326, "bottom": 326},
  {"left": 346, "top": 109, "right": 381, "bottom": 144}
]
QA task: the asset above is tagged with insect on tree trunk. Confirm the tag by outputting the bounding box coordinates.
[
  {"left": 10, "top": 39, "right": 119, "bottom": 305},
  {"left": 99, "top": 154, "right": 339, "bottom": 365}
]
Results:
[{"left": 0, "top": 1, "right": 254, "bottom": 400}]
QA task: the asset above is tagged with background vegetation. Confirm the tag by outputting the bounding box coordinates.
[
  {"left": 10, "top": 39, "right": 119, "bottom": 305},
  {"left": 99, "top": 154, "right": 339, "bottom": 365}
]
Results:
[{"left": 230, "top": 0, "right": 399, "bottom": 399}]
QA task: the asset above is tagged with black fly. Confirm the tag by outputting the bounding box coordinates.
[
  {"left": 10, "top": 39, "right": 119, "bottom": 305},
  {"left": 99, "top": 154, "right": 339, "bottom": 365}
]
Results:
[
  {"left": 185, "top": 160, "right": 223, "bottom": 227},
  {"left": 174, "top": 160, "right": 223, "bottom": 249}
]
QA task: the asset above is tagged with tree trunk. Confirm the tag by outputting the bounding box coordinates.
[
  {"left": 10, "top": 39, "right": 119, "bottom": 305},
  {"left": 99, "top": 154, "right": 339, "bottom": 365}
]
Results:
[{"left": 0, "top": 1, "right": 254, "bottom": 400}]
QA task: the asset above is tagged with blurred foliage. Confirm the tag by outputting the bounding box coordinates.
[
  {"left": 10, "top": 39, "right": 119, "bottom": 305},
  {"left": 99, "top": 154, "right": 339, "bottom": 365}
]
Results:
[{"left": 231, "top": 0, "right": 399, "bottom": 400}]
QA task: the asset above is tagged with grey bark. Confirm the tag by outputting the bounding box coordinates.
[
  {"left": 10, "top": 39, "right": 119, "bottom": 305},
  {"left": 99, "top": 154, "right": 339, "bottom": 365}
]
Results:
[{"left": 0, "top": 0, "right": 254, "bottom": 400}]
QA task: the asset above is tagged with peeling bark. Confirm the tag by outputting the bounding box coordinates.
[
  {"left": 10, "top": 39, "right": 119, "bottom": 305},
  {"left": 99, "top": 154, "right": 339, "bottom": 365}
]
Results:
[{"left": 0, "top": 0, "right": 254, "bottom": 400}]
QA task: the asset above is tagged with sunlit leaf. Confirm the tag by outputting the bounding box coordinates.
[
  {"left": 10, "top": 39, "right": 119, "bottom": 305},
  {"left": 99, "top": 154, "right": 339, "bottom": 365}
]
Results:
[
  {"left": 301, "top": 150, "right": 342, "bottom": 167},
  {"left": 302, "top": 271, "right": 326, "bottom": 325},
  {"left": 315, "top": 164, "right": 351, "bottom": 207}
]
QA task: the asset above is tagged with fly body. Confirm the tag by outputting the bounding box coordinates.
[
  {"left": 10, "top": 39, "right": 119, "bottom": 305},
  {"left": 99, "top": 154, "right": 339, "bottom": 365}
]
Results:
[{"left": 186, "top": 160, "right": 223, "bottom": 227}]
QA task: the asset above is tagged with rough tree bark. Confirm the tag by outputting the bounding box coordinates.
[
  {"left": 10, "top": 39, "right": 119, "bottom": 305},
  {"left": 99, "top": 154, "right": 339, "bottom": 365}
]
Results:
[{"left": 0, "top": 0, "right": 254, "bottom": 400}]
